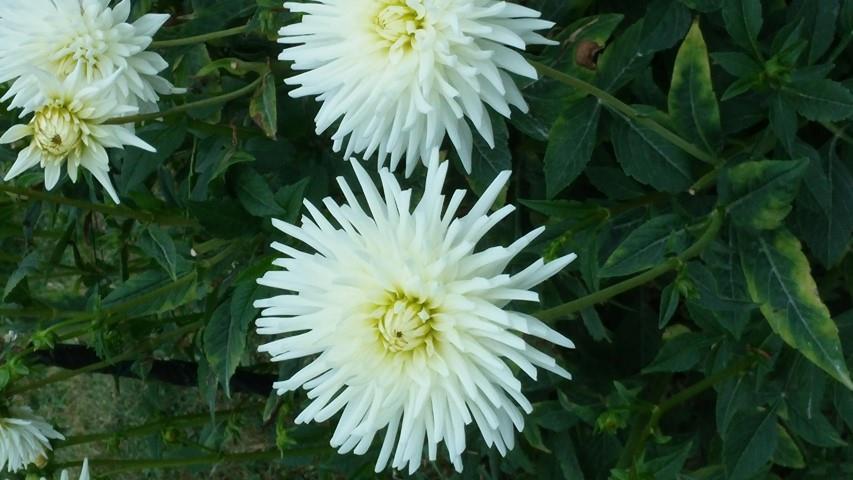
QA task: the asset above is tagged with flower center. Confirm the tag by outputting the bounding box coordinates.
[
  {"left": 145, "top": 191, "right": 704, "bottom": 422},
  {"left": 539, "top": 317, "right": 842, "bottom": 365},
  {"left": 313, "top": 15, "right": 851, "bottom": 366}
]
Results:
[
  {"left": 54, "top": 30, "right": 110, "bottom": 79},
  {"left": 372, "top": 1, "right": 425, "bottom": 50},
  {"left": 32, "top": 105, "right": 83, "bottom": 158},
  {"left": 374, "top": 294, "right": 435, "bottom": 354}
]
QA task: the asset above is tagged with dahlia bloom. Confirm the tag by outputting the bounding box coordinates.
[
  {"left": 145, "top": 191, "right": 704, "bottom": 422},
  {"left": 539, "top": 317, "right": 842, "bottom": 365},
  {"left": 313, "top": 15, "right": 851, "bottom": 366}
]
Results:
[
  {"left": 0, "top": 0, "right": 180, "bottom": 108},
  {"left": 0, "top": 407, "right": 65, "bottom": 473},
  {"left": 279, "top": 0, "right": 556, "bottom": 175},
  {"left": 0, "top": 68, "right": 155, "bottom": 204},
  {"left": 255, "top": 153, "right": 575, "bottom": 473}
]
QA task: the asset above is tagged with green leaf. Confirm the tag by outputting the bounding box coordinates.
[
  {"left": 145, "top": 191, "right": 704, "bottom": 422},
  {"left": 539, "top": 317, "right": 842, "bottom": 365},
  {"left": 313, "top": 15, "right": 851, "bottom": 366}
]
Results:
[
  {"left": 678, "top": 0, "right": 722, "bottom": 12},
  {"left": 601, "top": 214, "right": 688, "bottom": 278},
  {"left": 647, "top": 441, "right": 693, "bottom": 480},
  {"left": 638, "top": 0, "right": 692, "bottom": 54},
  {"left": 716, "top": 370, "right": 755, "bottom": 434},
  {"left": 780, "top": 79, "right": 853, "bottom": 121},
  {"left": 795, "top": 145, "right": 853, "bottom": 267},
  {"left": 102, "top": 268, "right": 198, "bottom": 317},
  {"left": 669, "top": 20, "right": 722, "bottom": 155},
  {"left": 138, "top": 226, "right": 179, "bottom": 281},
  {"left": 3, "top": 253, "right": 38, "bottom": 300},
  {"left": 117, "top": 121, "right": 187, "bottom": 195},
  {"left": 659, "top": 282, "right": 681, "bottom": 328},
  {"left": 771, "top": 423, "right": 805, "bottom": 469},
  {"left": 611, "top": 114, "right": 696, "bottom": 193},
  {"left": 711, "top": 52, "right": 762, "bottom": 77},
  {"left": 739, "top": 228, "right": 853, "bottom": 390},
  {"left": 470, "top": 111, "right": 511, "bottom": 195},
  {"left": 596, "top": 21, "right": 649, "bottom": 91},
  {"left": 644, "top": 331, "right": 715, "bottom": 373},
  {"left": 719, "top": 159, "right": 808, "bottom": 230},
  {"left": 249, "top": 73, "right": 278, "bottom": 139},
  {"left": 768, "top": 93, "right": 798, "bottom": 153},
  {"left": 236, "top": 168, "right": 287, "bottom": 217},
  {"left": 786, "top": 0, "right": 840, "bottom": 63},
  {"left": 721, "top": 0, "right": 763, "bottom": 57},
  {"left": 275, "top": 178, "right": 311, "bottom": 224},
  {"left": 723, "top": 407, "right": 778, "bottom": 480},
  {"left": 204, "top": 282, "right": 259, "bottom": 397},
  {"left": 544, "top": 98, "right": 601, "bottom": 198}
]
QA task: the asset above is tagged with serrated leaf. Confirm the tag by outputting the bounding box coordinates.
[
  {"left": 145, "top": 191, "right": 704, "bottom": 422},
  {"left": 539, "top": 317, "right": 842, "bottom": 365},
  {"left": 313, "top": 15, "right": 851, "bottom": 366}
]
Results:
[
  {"left": 236, "top": 168, "right": 286, "bottom": 217},
  {"left": 739, "top": 228, "right": 853, "bottom": 390},
  {"left": 611, "top": 114, "right": 695, "bottom": 192},
  {"left": 768, "top": 94, "right": 798, "bottom": 153},
  {"left": 720, "top": 159, "right": 808, "bottom": 230},
  {"left": 723, "top": 407, "right": 778, "bottom": 480},
  {"left": 716, "top": 371, "right": 755, "bottom": 434},
  {"left": 249, "top": 73, "right": 278, "bottom": 139},
  {"left": 204, "top": 282, "right": 259, "bottom": 397},
  {"left": 786, "top": 0, "right": 840, "bottom": 63},
  {"left": 596, "top": 21, "right": 650, "bottom": 92},
  {"left": 721, "top": 0, "right": 763, "bottom": 57},
  {"left": 275, "top": 178, "right": 310, "bottom": 224},
  {"left": 544, "top": 98, "right": 601, "bottom": 198},
  {"left": 711, "top": 52, "right": 762, "bottom": 77},
  {"left": 601, "top": 214, "right": 689, "bottom": 277},
  {"left": 669, "top": 20, "right": 722, "bottom": 155},
  {"left": 3, "top": 253, "right": 38, "bottom": 300},
  {"left": 138, "top": 226, "right": 179, "bottom": 281},
  {"left": 781, "top": 78, "right": 853, "bottom": 121},
  {"left": 644, "top": 331, "right": 715, "bottom": 373}
]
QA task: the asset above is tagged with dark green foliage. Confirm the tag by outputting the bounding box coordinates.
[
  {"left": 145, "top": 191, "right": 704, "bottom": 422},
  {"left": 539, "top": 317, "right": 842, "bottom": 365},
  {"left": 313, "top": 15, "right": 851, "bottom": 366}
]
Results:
[{"left": 0, "top": 0, "right": 852, "bottom": 479}]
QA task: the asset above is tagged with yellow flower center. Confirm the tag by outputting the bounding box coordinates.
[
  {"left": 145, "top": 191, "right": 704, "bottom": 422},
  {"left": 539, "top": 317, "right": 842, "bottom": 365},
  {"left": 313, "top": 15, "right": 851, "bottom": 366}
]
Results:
[
  {"left": 373, "top": 1, "right": 424, "bottom": 50},
  {"left": 32, "top": 105, "right": 83, "bottom": 158},
  {"left": 374, "top": 293, "right": 436, "bottom": 354}
]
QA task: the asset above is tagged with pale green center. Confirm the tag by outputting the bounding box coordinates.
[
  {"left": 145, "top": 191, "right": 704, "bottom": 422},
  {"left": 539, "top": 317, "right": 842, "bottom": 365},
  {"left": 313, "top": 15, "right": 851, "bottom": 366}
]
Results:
[
  {"left": 53, "top": 31, "right": 110, "bottom": 79},
  {"left": 32, "top": 105, "right": 83, "bottom": 158},
  {"left": 373, "top": 1, "right": 424, "bottom": 49},
  {"left": 375, "top": 293, "right": 435, "bottom": 353}
]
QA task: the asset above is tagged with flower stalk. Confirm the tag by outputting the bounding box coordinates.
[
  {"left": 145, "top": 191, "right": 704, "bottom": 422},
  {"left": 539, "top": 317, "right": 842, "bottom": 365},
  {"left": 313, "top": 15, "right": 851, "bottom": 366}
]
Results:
[{"left": 151, "top": 24, "right": 250, "bottom": 49}]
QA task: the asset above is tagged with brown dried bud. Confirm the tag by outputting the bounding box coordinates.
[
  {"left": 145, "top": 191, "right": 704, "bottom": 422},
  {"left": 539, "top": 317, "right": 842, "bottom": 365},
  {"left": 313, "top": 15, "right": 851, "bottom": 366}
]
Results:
[{"left": 575, "top": 41, "right": 604, "bottom": 70}]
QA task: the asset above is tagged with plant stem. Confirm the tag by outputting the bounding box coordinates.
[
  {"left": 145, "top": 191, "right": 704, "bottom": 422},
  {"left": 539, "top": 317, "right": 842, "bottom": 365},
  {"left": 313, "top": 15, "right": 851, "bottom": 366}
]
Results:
[
  {"left": 531, "top": 61, "right": 719, "bottom": 165},
  {"left": 822, "top": 121, "right": 853, "bottom": 147},
  {"left": 151, "top": 24, "right": 250, "bottom": 49},
  {"left": 0, "top": 185, "right": 195, "bottom": 226},
  {"left": 103, "top": 75, "right": 264, "bottom": 125},
  {"left": 57, "top": 408, "right": 253, "bottom": 449},
  {"left": 6, "top": 320, "right": 202, "bottom": 395},
  {"left": 535, "top": 209, "right": 724, "bottom": 322},
  {"left": 616, "top": 354, "right": 760, "bottom": 470},
  {"left": 54, "top": 447, "right": 328, "bottom": 475}
]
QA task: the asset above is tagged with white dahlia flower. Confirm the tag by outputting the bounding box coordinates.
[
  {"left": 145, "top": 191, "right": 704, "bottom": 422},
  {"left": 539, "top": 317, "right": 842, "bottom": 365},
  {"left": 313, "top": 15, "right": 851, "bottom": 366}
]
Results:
[
  {"left": 0, "top": 68, "right": 155, "bottom": 204},
  {"left": 0, "top": 0, "right": 180, "bottom": 108},
  {"left": 41, "top": 458, "right": 90, "bottom": 480},
  {"left": 255, "top": 153, "right": 575, "bottom": 473},
  {"left": 279, "top": 0, "right": 556, "bottom": 175},
  {"left": 0, "top": 407, "right": 65, "bottom": 473}
]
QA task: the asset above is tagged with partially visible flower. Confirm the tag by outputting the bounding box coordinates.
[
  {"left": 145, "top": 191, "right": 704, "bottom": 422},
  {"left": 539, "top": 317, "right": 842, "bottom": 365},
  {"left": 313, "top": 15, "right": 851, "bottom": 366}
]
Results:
[
  {"left": 0, "top": 407, "right": 65, "bottom": 473},
  {"left": 280, "top": 0, "right": 556, "bottom": 175},
  {"left": 0, "top": 67, "right": 155, "bottom": 204},
  {"left": 40, "top": 458, "right": 90, "bottom": 480},
  {"left": 0, "top": 0, "right": 181, "bottom": 108},
  {"left": 255, "top": 153, "right": 575, "bottom": 473}
]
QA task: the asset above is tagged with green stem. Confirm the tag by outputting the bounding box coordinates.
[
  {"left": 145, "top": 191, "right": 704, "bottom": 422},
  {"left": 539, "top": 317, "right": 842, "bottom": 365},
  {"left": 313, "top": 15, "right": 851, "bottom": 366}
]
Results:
[
  {"left": 57, "top": 408, "right": 252, "bottom": 449},
  {"left": 104, "top": 75, "right": 264, "bottom": 125},
  {"left": 822, "top": 121, "right": 853, "bottom": 147},
  {"left": 828, "top": 32, "right": 852, "bottom": 64},
  {"left": 535, "top": 209, "right": 724, "bottom": 322},
  {"left": 151, "top": 24, "right": 250, "bottom": 49},
  {"left": 617, "top": 354, "right": 759, "bottom": 470},
  {"left": 6, "top": 320, "right": 202, "bottom": 395},
  {"left": 55, "top": 447, "right": 327, "bottom": 475},
  {"left": 532, "top": 61, "right": 719, "bottom": 165},
  {"left": 0, "top": 185, "right": 195, "bottom": 226}
]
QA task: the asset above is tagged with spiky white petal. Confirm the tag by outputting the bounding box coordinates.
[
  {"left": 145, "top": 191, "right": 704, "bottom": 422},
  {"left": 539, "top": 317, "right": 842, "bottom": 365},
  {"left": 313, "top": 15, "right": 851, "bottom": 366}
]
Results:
[
  {"left": 0, "top": 0, "right": 181, "bottom": 108},
  {"left": 0, "top": 407, "right": 65, "bottom": 473},
  {"left": 255, "top": 152, "right": 575, "bottom": 473},
  {"left": 279, "top": 0, "right": 556, "bottom": 176},
  {"left": 0, "top": 67, "right": 155, "bottom": 204}
]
